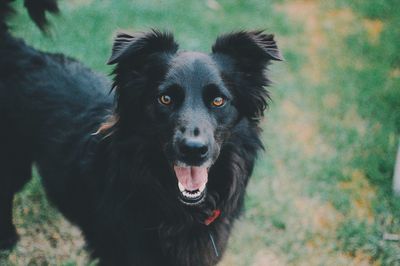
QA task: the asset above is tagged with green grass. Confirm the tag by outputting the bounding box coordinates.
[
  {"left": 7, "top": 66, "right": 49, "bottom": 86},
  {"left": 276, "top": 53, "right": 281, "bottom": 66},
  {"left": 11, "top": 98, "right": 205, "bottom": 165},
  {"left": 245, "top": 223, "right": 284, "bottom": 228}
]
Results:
[{"left": 1, "top": 0, "right": 399, "bottom": 265}]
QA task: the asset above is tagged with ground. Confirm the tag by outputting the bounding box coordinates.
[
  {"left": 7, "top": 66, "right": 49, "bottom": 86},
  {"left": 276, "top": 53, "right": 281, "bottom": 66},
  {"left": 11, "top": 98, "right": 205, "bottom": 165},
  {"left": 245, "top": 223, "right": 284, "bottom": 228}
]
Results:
[{"left": 0, "top": 0, "right": 399, "bottom": 265}]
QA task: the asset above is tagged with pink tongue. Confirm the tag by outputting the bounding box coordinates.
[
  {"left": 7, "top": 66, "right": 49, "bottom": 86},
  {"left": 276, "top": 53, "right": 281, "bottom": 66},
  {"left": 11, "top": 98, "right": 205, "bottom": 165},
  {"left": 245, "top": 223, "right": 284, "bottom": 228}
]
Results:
[{"left": 174, "top": 166, "right": 208, "bottom": 191}]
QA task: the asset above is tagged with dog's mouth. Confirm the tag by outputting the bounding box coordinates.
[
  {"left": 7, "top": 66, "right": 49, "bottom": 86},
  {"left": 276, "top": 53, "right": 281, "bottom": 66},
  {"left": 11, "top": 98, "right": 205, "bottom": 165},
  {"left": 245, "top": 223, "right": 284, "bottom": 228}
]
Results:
[{"left": 173, "top": 165, "right": 208, "bottom": 206}]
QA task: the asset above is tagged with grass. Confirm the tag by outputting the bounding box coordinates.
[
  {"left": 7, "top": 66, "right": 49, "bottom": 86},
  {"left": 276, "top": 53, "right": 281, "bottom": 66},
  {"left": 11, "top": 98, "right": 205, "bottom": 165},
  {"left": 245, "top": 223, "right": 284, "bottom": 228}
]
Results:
[{"left": 1, "top": 0, "right": 399, "bottom": 265}]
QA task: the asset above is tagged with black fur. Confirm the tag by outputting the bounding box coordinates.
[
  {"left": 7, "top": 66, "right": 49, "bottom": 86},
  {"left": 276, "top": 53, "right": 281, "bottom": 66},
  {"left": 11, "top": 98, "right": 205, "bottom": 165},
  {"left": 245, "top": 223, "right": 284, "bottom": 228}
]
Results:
[
  {"left": 0, "top": 1, "right": 282, "bottom": 265},
  {"left": 0, "top": 0, "right": 58, "bottom": 32},
  {"left": 24, "top": 0, "right": 59, "bottom": 31}
]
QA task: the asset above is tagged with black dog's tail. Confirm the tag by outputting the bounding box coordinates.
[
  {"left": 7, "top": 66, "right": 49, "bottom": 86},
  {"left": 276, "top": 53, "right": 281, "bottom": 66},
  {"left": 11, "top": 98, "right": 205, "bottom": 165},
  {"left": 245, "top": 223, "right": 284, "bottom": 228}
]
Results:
[
  {"left": 0, "top": 0, "right": 59, "bottom": 34},
  {"left": 0, "top": 0, "right": 14, "bottom": 33}
]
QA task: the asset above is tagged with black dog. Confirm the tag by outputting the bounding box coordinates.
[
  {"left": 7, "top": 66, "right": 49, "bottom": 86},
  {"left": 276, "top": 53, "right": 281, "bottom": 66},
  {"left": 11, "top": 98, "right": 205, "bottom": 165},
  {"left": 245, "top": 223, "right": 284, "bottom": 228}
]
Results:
[{"left": 0, "top": 1, "right": 282, "bottom": 265}]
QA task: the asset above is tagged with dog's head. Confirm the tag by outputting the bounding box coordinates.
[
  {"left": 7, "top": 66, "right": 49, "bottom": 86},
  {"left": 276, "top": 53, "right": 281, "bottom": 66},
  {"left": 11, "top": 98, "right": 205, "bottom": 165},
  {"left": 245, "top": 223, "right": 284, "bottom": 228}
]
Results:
[{"left": 107, "top": 30, "right": 282, "bottom": 206}]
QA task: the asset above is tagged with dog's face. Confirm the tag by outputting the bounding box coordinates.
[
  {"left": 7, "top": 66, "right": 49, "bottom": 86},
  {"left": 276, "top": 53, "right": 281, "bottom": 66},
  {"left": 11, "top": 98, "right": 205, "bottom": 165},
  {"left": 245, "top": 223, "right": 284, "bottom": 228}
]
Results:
[
  {"left": 108, "top": 30, "right": 282, "bottom": 206},
  {"left": 151, "top": 52, "right": 239, "bottom": 205}
]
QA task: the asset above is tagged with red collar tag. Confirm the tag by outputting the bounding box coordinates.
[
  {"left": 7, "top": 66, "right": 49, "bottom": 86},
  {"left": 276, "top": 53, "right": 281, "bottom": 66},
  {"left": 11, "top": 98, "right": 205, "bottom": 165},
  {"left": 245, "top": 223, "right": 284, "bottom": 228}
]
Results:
[{"left": 204, "top": 209, "right": 221, "bottom": 226}]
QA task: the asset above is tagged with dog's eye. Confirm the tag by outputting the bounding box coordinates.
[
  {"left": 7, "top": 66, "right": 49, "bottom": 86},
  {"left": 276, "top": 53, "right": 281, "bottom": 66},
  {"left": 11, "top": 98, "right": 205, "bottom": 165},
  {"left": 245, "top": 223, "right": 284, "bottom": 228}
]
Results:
[
  {"left": 158, "top": 95, "right": 172, "bottom": 105},
  {"left": 211, "top": 97, "right": 225, "bottom": 107}
]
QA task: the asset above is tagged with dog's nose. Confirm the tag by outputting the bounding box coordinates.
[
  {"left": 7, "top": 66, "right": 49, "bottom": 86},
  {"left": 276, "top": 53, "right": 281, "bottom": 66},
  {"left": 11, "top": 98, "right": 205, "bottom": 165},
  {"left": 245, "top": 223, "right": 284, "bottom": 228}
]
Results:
[{"left": 179, "top": 139, "right": 208, "bottom": 161}]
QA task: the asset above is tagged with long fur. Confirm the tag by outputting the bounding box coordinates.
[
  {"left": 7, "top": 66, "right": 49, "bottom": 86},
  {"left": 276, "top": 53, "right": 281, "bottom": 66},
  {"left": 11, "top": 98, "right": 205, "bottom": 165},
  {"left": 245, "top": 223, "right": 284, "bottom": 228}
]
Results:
[{"left": 0, "top": 1, "right": 282, "bottom": 265}]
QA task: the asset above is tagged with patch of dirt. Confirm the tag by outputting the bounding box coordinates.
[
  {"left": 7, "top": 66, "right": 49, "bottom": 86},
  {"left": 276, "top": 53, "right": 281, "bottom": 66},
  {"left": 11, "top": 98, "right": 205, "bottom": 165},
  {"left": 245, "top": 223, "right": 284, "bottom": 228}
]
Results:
[
  {"left": 294, "top": 197, "right": 343, "bottom": 232},
  {"left": 389, "top": 68, "right": 400, "bottom": 78},
  {"left": 252, "top": 250, "right": 286, "bottom": 266},
  {"left": 206, "top": 0, "right": 221, "bottom": 10},
  {"left": 276, "top": 1, "right": 362, "bottom": 84},
  {"left": 275, "top": 0, "right": 327, "bottom": 84},
  {"left": 350, "top": 250, "right": 375, "bottom": 266},
  {"left": 269, "top": 2, "right": 382, "bottom": 264},
  {"left": 280, "top": 99, "right": 334, "bottom": 157},
  {"left": 325, "top": 8, "right": 357, "bottom": 36},
  {"left": 7, "top": 217, "right": 90, "bottom": 266},
  {"left": 323, "top": 93, "right": 340, "bottom": 109},
  {"left": 218, "top": 219, "right": 273, "bottom": 266},
  {"left": 339, "top": 169, "right": 376, "bottom": 222},
  {"left": 3, "top": 185, "right": 91, "bottom": 266},
  {"left": 363, "top": 19, "right": 384, "bottom": 44},
  {"left": 342, "top": 107, "right": 368, "bottom": 137}
]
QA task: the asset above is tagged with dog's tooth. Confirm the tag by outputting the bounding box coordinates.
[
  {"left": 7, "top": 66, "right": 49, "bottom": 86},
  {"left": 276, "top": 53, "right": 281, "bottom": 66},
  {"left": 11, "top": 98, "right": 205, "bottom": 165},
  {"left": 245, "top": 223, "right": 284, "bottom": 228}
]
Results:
[
  {"left": 199, "top": 183, "right": 206, "bottom": 192},
  {"left": 181, "top": 188, "right": 205, "bottom": 200},
  {"left": 178, "top": 182, "right": 185, "bottom": 192},
  {"left": 183, "top": 191, "right": 192, "bottom": 198}
]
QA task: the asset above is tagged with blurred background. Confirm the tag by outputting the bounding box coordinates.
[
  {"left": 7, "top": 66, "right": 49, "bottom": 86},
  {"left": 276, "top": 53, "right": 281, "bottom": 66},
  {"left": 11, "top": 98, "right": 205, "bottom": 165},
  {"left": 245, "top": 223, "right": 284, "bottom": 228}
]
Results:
[{"left": 1, "top": 0, "right": 399, "bottom": 265}]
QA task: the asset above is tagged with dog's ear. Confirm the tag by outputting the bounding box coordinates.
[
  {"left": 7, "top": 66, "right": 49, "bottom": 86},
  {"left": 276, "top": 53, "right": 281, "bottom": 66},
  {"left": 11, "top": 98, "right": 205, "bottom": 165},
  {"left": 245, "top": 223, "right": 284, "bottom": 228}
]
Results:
[
  {"left": 211, "top": 31, "right": 283, "bottom": 122},
  {"left": 212, "top": 30, "right": 283, "bottom": 69},
  {"left": 107, "top": 30, "right": 178, "bottom": 65},
  {"left": 107, "top": 30, "right": 179, "bottom": 126}
]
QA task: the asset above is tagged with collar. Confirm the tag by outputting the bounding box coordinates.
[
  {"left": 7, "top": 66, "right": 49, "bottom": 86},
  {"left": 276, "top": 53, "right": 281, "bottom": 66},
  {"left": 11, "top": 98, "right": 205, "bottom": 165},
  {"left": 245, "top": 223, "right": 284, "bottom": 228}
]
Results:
[{"left": 204, "top": 209, "right": 221, "bottom": 226}]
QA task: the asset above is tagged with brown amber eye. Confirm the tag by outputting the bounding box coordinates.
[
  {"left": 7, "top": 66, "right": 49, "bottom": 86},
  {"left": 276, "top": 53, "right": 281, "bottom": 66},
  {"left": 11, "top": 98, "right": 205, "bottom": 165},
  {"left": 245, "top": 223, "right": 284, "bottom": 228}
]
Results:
[
  {"left": 212, "top": 97, "right": 225, "bottom": 107},
  {"left": 159, "top": 95, "right": 172, "bottom": 105}
]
